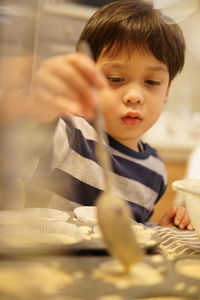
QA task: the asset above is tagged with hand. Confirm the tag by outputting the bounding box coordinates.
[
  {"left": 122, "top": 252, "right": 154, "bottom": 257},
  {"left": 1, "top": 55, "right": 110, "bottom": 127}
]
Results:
[
  {"left": 26, "top": 53, "right": 108, "bottom": 122},
  {"left": 159, "top": 206, "right": 194, "bottom": 231}
]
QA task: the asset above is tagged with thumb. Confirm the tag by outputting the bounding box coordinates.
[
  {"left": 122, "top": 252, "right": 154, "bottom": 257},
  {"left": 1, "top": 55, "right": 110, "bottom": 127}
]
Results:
[{"left": 159, "top": 207, "right": 177, "bottom": 226}]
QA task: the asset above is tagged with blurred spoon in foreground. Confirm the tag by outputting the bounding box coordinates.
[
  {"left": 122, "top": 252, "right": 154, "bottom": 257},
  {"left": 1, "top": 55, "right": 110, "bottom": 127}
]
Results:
[{"left": 77, "top": 40, "right": 143, "bottom": 272}]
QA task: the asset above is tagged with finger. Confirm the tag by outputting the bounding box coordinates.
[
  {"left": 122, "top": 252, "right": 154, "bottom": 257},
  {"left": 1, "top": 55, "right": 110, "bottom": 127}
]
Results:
[
  {"left": 38, "top": 53, "right": 107, "bottom": 91},
  {"left": 35, "top": 67, "right": 74, "bottom": 98},
  {"left": 57, "top": 63, "right": 100, "bottom": 108},
  {"left": 187, "top": 222, "right": 194, "bottom": 231},
  {"left": 179, "top": 211, "right": 190, "bottom": 229},
  {"left": 37, "top": 60, "right": 99, "bottom": 108},
  {"left": 68, "top": 52, "right": 107, "bottom": 88},
  {"left": 56, "top": 95, "right": 84, "bottom": 117},
  {"left": 174, "top": 206, "right": 186, "bottom": 227},
  {"left": 160, "top": 207, "right": 176, "bottom": 226},
  {"left": 27, "top": 87, "right": 84, "bottom": 122},
  {"left": 159, "top": 207, "right": 177, "bottom": 226},
  {"left": 33, "top": 72, "right": 98, "bottom": 119},
  {"left": 48, "top": 59, "right": 101, "bottom": 107}
]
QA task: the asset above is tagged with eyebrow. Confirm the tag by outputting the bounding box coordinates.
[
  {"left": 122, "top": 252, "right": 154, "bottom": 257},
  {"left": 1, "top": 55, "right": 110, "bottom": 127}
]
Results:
[
  {"left": 147, "top": 65, "right": 168, "bottom": 72},
  {"left": 102, "top": 62, "right": 168, "bottom": 72},
  {"left": 101, "top": 62, "right": 123, "bottom": 68}
]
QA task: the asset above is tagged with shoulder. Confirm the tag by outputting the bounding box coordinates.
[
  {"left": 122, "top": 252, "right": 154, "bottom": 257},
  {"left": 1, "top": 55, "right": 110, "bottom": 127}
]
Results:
[
  {"left": 142, "top": 141, "right": 165, "bottom": 164},
  {"left": 142, "top": 141, "right": 162, "bottom": 159},
  {"left": 141, "top": 141, "right": 167, "bottom": 183},
  {"left": 52, "top": 117, "right": 97, "bottom": 169}
]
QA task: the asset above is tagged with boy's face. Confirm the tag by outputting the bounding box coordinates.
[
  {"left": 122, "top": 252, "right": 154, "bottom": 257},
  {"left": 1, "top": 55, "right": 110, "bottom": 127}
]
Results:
[{"left": 96, "top": 47, "right": 170, "bottom": 151}]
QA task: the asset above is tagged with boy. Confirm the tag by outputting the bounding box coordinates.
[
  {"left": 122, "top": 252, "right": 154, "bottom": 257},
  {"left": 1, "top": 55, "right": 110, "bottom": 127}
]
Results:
[{"left": 22, "top": 0, "right": 192, "bottom": 229}]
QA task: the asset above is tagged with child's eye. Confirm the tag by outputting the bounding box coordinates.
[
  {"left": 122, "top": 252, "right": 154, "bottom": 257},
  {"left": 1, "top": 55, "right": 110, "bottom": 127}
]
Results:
[
  {"left": 107, "top": 76, "right": 124, "bottom": 83},
  {"left": 145, "top": 80, "right": 161, "bottom": 86}
]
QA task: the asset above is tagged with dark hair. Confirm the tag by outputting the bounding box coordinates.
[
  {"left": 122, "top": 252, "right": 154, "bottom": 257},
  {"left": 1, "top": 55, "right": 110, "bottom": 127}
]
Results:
[{"left": 77, "top": 0, "right": 185, "bottom": 81}]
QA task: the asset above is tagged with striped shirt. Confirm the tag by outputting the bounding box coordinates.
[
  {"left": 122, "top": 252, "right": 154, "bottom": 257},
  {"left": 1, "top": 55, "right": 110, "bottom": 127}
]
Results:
[{"left": 33, "top": 116, "right": 167, "bottom": 224}]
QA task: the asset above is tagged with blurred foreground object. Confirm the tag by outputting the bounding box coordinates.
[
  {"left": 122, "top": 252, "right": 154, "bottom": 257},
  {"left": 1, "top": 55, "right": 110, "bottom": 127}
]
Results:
[
  {"left": 0, "top": 0, "right": 38, "bottom": 121},
  {"left": 78, "top": 41, "right": 143, "bottom": 272},
  {"left": 0, "top": 0, "right": 42, "bottom": 210}
]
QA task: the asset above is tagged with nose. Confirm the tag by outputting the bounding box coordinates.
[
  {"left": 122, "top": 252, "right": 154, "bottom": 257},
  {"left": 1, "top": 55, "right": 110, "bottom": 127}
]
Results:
[{"left": 122, "top": 84, "right": 144, "bottom": 105}]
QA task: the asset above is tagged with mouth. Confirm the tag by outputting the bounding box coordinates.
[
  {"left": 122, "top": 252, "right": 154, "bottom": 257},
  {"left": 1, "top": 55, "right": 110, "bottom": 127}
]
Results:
[{"left": 121, "top": 112, "right": 143, "bottom": 126}]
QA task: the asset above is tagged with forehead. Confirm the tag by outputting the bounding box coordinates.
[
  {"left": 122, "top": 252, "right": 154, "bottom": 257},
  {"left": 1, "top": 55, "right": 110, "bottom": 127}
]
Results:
[{"left": 97, "top": 47, "right": 168, "bottom": 72}]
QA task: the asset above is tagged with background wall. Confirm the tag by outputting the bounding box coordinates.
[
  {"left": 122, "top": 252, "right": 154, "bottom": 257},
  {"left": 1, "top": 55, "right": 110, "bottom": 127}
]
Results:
[
  {"left": 144, "top": 8, "right": 200, "bottom": 155},
  {"left": 167, "top": 9, "right": 200, "bottom": 113}
]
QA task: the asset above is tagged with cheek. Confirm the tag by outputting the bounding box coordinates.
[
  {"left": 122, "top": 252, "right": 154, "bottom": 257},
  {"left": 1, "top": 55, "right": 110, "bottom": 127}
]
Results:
[
  {"left": 147, "top": 101, "right": 164, "bottom": 123},
  {"left": 99, "top": 87, "right": 119, "bottom": 111},
  {"left": 102, "top": 106, "right": 118, "bottom": 127},
  {"left": 161, "top": 85, "right": 169, "bottom": 103}
]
